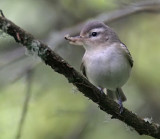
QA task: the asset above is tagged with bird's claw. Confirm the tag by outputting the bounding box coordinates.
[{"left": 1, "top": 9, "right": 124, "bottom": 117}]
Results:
[
  {"left": 97, "top": 87, "right": 105, "bottom": 95},
  {"left": 118, "top": 98, "right": 124, "bottom": 114}
]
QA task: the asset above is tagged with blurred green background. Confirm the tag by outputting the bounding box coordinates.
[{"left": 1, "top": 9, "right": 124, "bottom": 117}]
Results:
[{"left": 0, "top": 0, "right": 160, "bottom": 139}]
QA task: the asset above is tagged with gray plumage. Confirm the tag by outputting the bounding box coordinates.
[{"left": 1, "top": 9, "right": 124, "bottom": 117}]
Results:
[{"left": 65, "top": 20, "right": 133, "bottom": 103}]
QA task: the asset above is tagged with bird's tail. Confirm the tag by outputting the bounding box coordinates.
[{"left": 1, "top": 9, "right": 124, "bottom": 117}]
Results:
[{"left": 107, "top": 88, "right": 127, "bottom": 102}]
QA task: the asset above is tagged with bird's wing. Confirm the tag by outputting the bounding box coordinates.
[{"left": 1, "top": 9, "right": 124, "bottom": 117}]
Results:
[
  {"left": 120, "top": 43, "right": 134, "bottom": 67},
  {"left": 80, "top": 61, "right": 88, "bottom": 78}
]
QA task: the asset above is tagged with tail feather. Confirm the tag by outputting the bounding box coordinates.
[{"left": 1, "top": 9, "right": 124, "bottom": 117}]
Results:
[{"left": 107, "top": 88, "right": 127, "bottom": 102}]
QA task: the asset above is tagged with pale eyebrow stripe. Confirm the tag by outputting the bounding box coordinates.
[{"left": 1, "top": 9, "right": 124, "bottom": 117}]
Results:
[{"left": 90, "top": 28, "right": 104, "bottom": 33}]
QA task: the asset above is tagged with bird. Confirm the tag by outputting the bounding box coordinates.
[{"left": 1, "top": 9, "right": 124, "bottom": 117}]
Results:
[{"left": 65, "top": 21, "right": 133, "bottom": 113}]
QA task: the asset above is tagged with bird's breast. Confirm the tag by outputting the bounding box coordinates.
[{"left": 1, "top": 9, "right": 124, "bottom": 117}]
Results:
[{"left": 83, "top": 46, "right": 131, "bottom": 90}]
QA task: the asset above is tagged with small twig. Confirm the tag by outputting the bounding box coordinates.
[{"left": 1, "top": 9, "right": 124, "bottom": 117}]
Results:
[
  {"left": 47, "top": 0, "right": 160, "bottom": 50},
  {"left": 0, "top": 0, "right": 160, "bottom": 84},
  {"left": 15, "top": 69, "right": 33, "bottom": 139},
  {"left": 0, "top": 15, "right": 160, "bottom": 139}
]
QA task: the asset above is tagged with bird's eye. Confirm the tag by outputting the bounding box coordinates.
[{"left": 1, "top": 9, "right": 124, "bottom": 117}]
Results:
[{"left": 91, "top": 32, "right": 97, "bottom": 37}]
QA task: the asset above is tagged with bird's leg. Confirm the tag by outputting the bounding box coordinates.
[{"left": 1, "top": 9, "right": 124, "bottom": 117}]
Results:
[{"left": 117, "top": 88, "right": 123, "bottom": 114}]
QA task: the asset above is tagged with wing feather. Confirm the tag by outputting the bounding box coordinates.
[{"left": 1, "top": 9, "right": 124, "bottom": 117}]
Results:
[{"left": 120, "top": 43, "right": 133, "bottom": 67}]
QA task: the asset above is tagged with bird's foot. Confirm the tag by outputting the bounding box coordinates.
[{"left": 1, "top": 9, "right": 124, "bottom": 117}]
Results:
[
  {"left": 97, "top": 87, "right": 105, "bottom": 95},
  {"left": 118, "top": 97, "right": 124, "bottom": 114}
]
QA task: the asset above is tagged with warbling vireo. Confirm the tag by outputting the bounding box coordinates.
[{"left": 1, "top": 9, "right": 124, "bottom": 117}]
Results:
[{"left": 65, "top": 21, "right": 133, "bottom": 113}]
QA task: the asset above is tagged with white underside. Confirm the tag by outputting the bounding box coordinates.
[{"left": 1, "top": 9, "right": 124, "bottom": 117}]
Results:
[{"left": 83, "top": 44, "right": 131, "bottom": 91}]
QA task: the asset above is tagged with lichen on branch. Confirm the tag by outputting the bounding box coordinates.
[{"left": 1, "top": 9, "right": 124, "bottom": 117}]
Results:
[{"left": 0, "top": 10, "right": 160, "bottom": 139}]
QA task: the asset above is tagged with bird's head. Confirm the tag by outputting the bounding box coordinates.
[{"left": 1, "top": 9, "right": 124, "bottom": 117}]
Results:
[{"left": 65, "top": 21, "right": 120, "bottom": 50}]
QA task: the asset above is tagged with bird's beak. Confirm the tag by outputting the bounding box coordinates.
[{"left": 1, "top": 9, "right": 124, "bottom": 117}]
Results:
[{"left": 65, "top": 34, "right": 83, "bottom": 46}]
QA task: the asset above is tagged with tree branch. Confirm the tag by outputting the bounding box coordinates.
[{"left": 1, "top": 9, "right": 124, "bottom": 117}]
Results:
[
  {"left": 1, "top": 0, "right": 160, "bottom": 85},
  {"left": 0, "top": 12, "right": 160, "bottom": 139}
]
